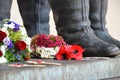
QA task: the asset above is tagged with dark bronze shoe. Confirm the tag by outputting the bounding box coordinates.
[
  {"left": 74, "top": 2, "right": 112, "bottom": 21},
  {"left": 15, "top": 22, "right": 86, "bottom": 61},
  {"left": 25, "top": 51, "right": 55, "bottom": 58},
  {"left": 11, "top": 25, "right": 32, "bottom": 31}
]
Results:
[
  {"left": 89, "top": 0, "right": 120, "bottom": 49},
  {"left": 49, "top": 0, "right": 120, "bottom": 57}
]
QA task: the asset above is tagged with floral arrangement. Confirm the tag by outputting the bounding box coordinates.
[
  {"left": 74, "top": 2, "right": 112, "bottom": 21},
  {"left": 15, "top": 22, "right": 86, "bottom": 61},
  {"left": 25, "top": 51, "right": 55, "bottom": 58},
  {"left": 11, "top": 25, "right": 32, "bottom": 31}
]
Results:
[
  {"left": 31, "top": 34, "right": 85, "bottom": 60},
  {"left": 0, "top": 20, "right": 31, "bottom": 63},
  {"left": 30, "top": 34, "right": 66, "bottom": 58}
]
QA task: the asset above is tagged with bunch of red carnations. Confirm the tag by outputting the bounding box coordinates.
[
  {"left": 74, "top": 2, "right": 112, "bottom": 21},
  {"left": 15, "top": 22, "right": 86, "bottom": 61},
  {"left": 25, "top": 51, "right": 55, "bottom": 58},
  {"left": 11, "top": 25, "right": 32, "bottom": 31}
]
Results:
[{"left": 30, "top": 34, "right": 66, "bottom": 58}]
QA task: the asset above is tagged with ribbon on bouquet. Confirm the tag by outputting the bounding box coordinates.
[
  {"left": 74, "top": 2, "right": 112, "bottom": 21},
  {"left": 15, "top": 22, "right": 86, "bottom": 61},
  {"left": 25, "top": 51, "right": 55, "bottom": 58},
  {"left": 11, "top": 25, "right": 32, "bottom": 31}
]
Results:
[
  {"left": 8, "top": 63, "right": 46, "bottom": 68},
  {"left": 26, "top": 60, "right": 61, "bottom": 66}
]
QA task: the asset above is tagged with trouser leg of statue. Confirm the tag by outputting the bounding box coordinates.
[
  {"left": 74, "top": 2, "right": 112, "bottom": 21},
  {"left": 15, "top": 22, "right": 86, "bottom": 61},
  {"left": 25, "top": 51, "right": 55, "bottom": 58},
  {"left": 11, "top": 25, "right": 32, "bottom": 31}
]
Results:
[
  {"left": 0, "top": 0, "right": 12, "bottom": 21},
  {"left": 89, "top": 0, "right": 120, "bottom": 48},
  {"left": 17, "top": 0, "right": 50, "bottom": 37},
  {"left": 49, "top": 0, "right": 120, "bottom": 57}
]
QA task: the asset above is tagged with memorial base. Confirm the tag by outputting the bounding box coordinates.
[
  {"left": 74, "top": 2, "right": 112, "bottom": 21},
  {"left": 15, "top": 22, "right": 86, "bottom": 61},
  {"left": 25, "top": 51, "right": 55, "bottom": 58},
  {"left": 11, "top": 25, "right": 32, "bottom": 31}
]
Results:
[{"left": 0, "top": 57, "right": 120, "bottom": 80}]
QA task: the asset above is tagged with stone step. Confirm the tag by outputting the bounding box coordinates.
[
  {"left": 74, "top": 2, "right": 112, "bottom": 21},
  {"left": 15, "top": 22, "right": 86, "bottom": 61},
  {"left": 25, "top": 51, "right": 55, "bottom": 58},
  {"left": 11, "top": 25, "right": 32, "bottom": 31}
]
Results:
[
  {"left": 100, "top": 76, "right": 120, "bottom": 80},
  {"left": 0, "top": 57, "right": 120, "bottom": 80}
]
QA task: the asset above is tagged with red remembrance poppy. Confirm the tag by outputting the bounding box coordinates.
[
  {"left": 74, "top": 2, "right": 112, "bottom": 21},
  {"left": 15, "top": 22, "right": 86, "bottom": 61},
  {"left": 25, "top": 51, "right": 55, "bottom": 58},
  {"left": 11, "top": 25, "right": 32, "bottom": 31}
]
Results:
[
  {"left": 67, "top": 45, "right": 85, "bottom": 60},
  {"left": 55, "top": 45, "right": 85, "bottom": 60},
  {"left": 55, "top": 46, "right": 70, "bottom": 60}
]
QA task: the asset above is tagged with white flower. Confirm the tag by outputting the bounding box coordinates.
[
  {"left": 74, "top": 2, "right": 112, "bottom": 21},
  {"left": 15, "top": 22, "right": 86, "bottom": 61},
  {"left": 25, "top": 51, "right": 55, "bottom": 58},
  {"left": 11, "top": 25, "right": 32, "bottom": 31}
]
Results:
[
  {"left": 0, "top": 46, "right": 7, "bottom": 63},
  {"left": 22, "top": 37, "right": 31, "bottom": 45},
  {"left": 6, "top": 22, "right": 15, "bottom": 29},
  {"left": 0, "top": 57, "right": 7, "bottom": 63},
  {"left": 0, "top": 26, "right": 9, "bottom": 35},
  {"left": 36, "top": 47, "right": 59, "bottom": 58},
  {"left": 3, "top": 24, "right": 9, "bottom": 29},
  {"left": 20, "top": 27, "right": 27, "bottom": 35},
  {"left": 21, "top": 36, "right": 31, "bottom": 52},
  {"left": 0, "top": 45, "right": 7, "bottom": 56}
]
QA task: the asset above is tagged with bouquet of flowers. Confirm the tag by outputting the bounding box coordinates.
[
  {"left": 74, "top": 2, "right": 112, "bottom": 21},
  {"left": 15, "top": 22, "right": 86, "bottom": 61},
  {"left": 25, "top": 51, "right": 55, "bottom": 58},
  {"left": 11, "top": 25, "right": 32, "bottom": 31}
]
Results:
[
  {"left": 0, "top": 20, "right": 31, "bottom": 63},
  {"left": 30, "top": 34, "right": 66, "bottom": 58}
]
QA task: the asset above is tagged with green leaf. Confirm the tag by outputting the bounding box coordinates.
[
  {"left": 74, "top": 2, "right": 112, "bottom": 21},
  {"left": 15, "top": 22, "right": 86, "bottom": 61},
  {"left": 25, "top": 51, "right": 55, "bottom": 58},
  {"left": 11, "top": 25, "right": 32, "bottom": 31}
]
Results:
[{"left": 0, "top": 42, "right": 3, "bottom": 46}]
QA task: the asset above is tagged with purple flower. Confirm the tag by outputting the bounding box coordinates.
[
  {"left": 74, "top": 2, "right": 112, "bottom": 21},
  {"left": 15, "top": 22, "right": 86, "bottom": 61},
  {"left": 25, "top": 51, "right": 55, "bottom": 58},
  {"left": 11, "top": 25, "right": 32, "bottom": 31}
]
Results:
[
  {"left": 3, "top": 37, "right": 14, "bottom": 48},
  {"left": 13, "top": 26, "right": 20, "bottom": 32},
  {"left": 3, "top": 37, "right": 11, "bottom": 45},
  {"left": 7, "top": 41, "right": 14, "bottom": 49},
  {"left": 7, "top": 21, "right": 20, "bottom": 32}
]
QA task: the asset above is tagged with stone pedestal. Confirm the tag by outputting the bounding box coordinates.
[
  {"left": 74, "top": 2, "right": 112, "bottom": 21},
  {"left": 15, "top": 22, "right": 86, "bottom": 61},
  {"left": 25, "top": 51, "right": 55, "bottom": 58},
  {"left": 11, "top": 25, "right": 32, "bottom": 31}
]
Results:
[{"left": 0, "top": 57, "right": 120, "bottom": 80}]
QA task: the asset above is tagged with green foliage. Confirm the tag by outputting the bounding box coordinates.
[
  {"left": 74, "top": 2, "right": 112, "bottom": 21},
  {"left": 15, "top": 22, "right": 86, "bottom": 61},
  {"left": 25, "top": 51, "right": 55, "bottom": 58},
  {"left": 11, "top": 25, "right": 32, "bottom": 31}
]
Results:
[
  {"left": 5, "top": 50, "right": 16, "bottom": 62},
  {"left": 8, "top": 29, "right": 22, "bottom": 41},
  {"left": 0, "top": 42, "right": 3, "bottom": 46}
]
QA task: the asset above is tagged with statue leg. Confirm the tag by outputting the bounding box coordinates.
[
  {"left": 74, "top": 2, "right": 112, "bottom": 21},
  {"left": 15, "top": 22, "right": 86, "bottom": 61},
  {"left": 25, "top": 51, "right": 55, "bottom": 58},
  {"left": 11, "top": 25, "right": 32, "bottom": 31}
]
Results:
[
  {"left": 89, "top": 0, "right": 120, "bottom": 48},
  {"left": 17, "top": 0, "right": 50, "bottom": 37},
  {"left": 49, "top": 0, "right": 120, "bottom": 57},
  {"left": 0, "top": 0, "right": 12, "bottom": 21}
]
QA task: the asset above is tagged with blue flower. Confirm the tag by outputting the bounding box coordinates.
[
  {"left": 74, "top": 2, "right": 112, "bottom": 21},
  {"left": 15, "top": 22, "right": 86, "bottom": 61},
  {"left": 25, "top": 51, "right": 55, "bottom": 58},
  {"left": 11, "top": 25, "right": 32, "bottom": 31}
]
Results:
[
  {"left": 10, "top": 49, "right": 15, "bottom": 53},
  {"left": 15, "top": 54, "right": 21, "bottom": 60}
]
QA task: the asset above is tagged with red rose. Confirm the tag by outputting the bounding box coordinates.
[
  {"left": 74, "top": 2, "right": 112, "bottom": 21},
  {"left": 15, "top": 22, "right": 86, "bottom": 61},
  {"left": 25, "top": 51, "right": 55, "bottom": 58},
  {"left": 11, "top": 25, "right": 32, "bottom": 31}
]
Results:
[
  {"left": 15, "top": 40, "right": 27, "bottom": 51},
  {"left": 0, "top": 30, "right": 7, "bottom": 42},
  {"left": 0, "top": 50, "right": 3, "bottom": 57}
]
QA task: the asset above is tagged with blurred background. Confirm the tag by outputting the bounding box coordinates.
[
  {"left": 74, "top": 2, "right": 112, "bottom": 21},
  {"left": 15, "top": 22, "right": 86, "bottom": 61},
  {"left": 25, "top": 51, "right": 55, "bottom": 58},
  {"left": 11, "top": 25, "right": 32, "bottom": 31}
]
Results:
[{"left": 10, "top": 0, "right": 120, "bottom": 40}]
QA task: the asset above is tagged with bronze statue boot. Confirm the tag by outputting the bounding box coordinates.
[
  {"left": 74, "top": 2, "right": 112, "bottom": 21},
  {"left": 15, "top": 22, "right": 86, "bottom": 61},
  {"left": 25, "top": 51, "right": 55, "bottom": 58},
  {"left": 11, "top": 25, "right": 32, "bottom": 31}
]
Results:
[
  {"left": 17, "top": 0, "right": 50, "bottom": 37},
  {"left": 49, "top": 0, "right": 120, "bottom": 57},
  {"left": 0, "top": 0, "right": 12, "bottom": 21},
  {"left": 89, "top": 0, "right": 120, "bottom": 48}
]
